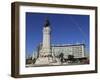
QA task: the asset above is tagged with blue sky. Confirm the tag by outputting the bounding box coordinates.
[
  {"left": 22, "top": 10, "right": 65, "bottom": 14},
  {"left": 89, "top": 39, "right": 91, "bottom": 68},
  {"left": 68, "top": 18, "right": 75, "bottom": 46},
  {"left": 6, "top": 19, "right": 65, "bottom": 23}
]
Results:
[{"left": 26, "top": 12, "right": 89, "bottom": 56}]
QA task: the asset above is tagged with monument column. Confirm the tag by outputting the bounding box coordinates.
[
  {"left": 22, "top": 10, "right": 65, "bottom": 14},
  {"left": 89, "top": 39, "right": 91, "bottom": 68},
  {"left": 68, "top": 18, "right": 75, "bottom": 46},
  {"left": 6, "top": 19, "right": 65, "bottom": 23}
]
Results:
[
  {"left": 35, "top": 18, "right": 53, "bottom": 65},
  {"left": 40, "top": 19, "right": 51, "bottom": 57}
]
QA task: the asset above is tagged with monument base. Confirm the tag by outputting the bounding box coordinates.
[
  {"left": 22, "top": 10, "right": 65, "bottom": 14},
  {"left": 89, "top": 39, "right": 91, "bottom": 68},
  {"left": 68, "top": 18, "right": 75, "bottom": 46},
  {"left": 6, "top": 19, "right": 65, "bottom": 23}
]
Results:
[
  {"left": 35, "top": 56, "right": 61, "bottom": 65},
  {"left": 35, "top": 56, "right": 53, "bottom": 65}
]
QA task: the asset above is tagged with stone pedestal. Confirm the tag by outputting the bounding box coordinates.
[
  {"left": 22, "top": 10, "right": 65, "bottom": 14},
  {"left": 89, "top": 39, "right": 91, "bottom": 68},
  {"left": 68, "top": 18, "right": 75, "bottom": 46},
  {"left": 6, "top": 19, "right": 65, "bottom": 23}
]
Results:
[{"left": 35, "top": 56, "right": 53, "bottom": 65}]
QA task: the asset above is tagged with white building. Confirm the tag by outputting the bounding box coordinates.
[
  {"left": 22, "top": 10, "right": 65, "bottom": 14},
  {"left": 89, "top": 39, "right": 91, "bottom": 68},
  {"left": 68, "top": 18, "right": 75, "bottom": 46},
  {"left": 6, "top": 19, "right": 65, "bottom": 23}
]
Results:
[{"left": 51, "top": 44, "right": 85, "bottom": 59}]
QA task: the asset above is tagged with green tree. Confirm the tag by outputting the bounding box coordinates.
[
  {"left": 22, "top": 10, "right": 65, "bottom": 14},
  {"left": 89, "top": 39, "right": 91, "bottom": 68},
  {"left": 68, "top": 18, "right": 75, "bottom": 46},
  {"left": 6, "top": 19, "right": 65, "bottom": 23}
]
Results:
[
  {"left": 68, "top": 55, "right": 74, "bottom": 61},
  {"left": 59, "top": 53, "right": 64, "bottom": 63}
]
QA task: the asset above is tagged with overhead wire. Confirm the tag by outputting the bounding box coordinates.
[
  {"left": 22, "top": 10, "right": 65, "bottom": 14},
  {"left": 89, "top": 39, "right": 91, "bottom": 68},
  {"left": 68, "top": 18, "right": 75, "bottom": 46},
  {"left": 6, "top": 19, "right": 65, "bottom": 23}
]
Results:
[{"left": 68, "top": 16, "right": 87, "bottom": 43}]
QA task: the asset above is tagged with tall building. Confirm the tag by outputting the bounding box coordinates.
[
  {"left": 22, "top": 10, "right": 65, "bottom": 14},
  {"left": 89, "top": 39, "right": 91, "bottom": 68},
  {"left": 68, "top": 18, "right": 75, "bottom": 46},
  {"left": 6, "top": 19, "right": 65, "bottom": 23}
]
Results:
[{"left": 51, "top": 44, "right": 85, "bottom": 59}]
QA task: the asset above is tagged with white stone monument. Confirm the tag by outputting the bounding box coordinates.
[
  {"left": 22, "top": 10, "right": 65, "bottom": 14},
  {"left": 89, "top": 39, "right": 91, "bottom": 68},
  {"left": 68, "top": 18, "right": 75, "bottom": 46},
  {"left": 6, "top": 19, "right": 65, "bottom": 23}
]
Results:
[{"left": 35, "top": 19, "right": 53, "bottom": 65}]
